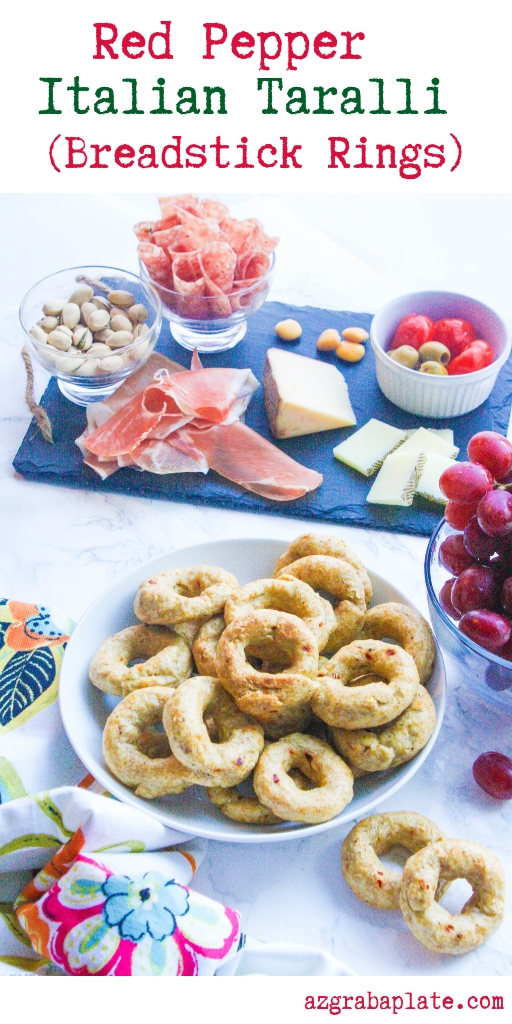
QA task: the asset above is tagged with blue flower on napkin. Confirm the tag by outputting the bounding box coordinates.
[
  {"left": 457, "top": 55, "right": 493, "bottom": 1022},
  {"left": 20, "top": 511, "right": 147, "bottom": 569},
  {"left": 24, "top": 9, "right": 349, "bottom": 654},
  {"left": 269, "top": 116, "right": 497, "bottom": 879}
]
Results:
[{"left": 102, "top": 871, "right": 189, "bottom": 942}]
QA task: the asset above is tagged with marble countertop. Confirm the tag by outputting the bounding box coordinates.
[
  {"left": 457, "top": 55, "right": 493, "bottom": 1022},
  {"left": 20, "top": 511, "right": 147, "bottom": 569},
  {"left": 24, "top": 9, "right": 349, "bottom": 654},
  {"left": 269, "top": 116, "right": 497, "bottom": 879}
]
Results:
[{"left": 1, "top": 194, "right": 511, "bottom": 976}]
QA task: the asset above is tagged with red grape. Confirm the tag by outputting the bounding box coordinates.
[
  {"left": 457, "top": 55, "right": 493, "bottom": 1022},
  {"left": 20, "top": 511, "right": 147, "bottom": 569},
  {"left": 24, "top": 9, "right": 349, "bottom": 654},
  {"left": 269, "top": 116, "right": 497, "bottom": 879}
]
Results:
[
  {"left": 458, "top": 609, "right": 511, "bottom": 652},
  {"left": 452, "top": 566, "right": 499, "bottom": 615},
  {"left": 468, "top": 431, "right": 512, "bottom": 480},
  {"left": 501, "top": 578, "right": 512, "bottom": 615},
  {"left": 439, "top": 462, "right": 494, "bottom": 503},
  {"left": 439, "top": 578, "right": 459, "bottom": 619},
  {"left": 445, "top": 500, "right": 479, "bottom": 531},
  {"left": 473, "top": 752, "right": 512, "bottom": 799},
  {"left": 439, "top": 534, "right": 475, "bottom": 576},
  {"left": 477, "top": 489, "right": 512, "bottom": 537},
  {"left": 463, "top": 517, "right": 504, "bottom": 562}
]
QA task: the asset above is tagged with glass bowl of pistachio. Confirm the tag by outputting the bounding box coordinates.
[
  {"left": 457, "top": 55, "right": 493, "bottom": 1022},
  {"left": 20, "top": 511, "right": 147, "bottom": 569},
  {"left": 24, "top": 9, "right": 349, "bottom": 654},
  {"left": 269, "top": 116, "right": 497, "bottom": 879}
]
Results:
[{"left": 20, "top": 266, "right": 162, "bottom": 406}]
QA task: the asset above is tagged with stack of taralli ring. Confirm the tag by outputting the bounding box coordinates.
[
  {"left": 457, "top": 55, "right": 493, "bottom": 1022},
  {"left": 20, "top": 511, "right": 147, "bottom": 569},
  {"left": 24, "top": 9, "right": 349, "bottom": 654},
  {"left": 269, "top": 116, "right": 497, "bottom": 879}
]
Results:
[{"left": 341, "top": 812, "right": 506, "bottom": 954}]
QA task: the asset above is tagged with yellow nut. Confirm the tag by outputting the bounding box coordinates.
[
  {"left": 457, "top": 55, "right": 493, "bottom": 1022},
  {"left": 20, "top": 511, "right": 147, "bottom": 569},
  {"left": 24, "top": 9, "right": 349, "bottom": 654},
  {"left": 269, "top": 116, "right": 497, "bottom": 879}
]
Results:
[
  {"left": 419, "top": 360, "right": 448, "bottom": 376},
  {"left": 317, "top": 329, "right": 341, "bottom": 351},
  {"left": 275, "top": 318, "right": 302, "bottom": 342},
  {"left": 342, "top": 327, "right": 369, "bottom": 344},
  {"left": 335, "top": 341, "right": 365, "bottom": 363}
]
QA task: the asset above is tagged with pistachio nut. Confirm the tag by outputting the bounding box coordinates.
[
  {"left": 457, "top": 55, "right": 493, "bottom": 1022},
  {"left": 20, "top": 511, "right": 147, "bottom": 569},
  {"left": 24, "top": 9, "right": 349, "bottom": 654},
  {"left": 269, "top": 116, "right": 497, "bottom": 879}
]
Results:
[
  {"left": 88, "top": 309, "right": 111, "bottom": 332},
  {"left": 30, "top": 325, "right": 49, "bottom": 344},
  {"left": 110, "top": 313, "right": 132, "bottom": 333},
  {"left": 62, "top": 302, "right": 81, "bottom": 330},
  {"left": 75, "top": 358, "right": 100, "bottom": 377},
  {"left": 98, "top": 354, "right": 125, "bottom": 373},
  {"left": 73, "top": 326, "right": 93, "bottom": 351},
  {"left": 130, "top": 337, "right": 149, "bottom": 361},
  {"left": 133, "top": 323, "right": 149, "bottom": 339},
  {"left": 107, "top": 289, "right": 135, "bottom": 308},
  {"left": 47, "top": 329, "right": 72, "bottom": 351},
  {"left": 54, "top": 354, "right": 85, "bottom": 374},
  {"left": 128, "top": 303, "right": 149, "bottom": 324},
  {"left": 87, "top": 342, "right": 112, "bottom": 356},
  {"left": 39, "top": 316, "right": 59, "bottom": 333},
  {"left": 81, "top": 302, "right": 97, "bottom": 327},
  {"left": 91, "top": 295, "right": 111, "bottom": 312},
  {"left": 42, "top": 298, "right": 67, "bottom": 317},
  {"left": 58, "top": 324, "right": 73, "bottom": 339},
  {"left": 108, "top": 330, "right": 134, "bottom": 348},
  {"left": 68, "top": 284, "right": 94, "bottom": 306},
  {"left": 94, "top": 328, "right": 115, "bottom": 343}
]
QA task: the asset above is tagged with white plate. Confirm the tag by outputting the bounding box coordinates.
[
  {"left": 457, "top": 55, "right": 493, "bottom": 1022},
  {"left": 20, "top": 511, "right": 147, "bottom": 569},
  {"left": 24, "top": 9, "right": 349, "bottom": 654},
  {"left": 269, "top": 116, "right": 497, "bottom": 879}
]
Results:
[{"left": 59, "top": 538, "right": 446, "bottom": 843}]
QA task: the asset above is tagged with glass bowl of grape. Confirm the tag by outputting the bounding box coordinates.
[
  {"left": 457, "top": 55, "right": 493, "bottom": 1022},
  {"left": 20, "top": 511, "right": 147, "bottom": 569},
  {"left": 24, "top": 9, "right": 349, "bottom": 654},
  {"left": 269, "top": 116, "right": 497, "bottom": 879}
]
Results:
[{"left": 425, "top": 430, "right": 512, "bottom": 712}]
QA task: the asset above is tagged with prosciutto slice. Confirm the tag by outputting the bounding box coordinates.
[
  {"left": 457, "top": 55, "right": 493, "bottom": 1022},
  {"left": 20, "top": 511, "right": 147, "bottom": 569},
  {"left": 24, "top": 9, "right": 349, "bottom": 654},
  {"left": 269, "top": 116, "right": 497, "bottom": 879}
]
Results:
[
  {"left": 83, "top": 389, "right": 193, "bottom": 458},
  {"left": 153, "top": 366, "right": 258, "bottom": 424},
  {"left": 169, "top": 421, "right": 323, "bottom": 500},
  {"left": 118, "top": 439, "right": 209, "bottom": 475}
]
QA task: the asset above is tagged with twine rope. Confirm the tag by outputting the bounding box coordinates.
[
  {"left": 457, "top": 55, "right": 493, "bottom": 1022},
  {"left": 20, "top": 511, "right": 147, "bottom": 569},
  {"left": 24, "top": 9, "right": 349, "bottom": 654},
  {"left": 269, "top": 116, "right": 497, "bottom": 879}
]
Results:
[{"left": 21, "top": 345, "right": 54, "bottom": 443}]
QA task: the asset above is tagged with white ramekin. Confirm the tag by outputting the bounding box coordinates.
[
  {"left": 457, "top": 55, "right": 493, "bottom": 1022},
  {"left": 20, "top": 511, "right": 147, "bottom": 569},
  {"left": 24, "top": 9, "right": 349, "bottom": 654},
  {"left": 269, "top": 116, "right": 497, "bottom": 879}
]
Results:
[{"left": 370, "top": 291, "right": 510, "bottom": 418}]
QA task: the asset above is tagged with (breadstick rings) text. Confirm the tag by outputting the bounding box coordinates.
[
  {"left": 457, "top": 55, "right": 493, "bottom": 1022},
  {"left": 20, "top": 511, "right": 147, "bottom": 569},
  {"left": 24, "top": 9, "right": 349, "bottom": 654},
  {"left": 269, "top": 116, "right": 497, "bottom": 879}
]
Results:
[
  {"left": 341, "top": 812, "right": 448, "bottom": 910},
  {"left": 400, "top": 839, "right": 506, "bottom": 953},
  {"left": 89, "top": 624, "right": 193, "bottom": 696},
  {"left": 134, "top": 565, "right": 239, "bottom": 624},
  {"left": 360, "top": 602, "right": 436, "bottom": 686},
  {"left": 253, "top": 733, "right": 354, "bottom": 824},
  {"left": 163, "top": 675, "right": 264, "bottom": 786},
  {"left": 102, "top": 686, "right": 213, "bottom": 799},
  {"left": 312, "top": 639, "right": 419, "bottom": 730}
]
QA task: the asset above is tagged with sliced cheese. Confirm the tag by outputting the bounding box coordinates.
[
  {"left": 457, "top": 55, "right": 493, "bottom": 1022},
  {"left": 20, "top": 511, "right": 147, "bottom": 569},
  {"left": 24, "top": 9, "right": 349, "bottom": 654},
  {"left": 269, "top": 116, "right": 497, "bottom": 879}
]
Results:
[
  {"left": 333, "top": 419, "right": 407, "bottom": 476},
  {"left": 405, "top": 427, "right": 454, "bottom": 446},
  {"left": 416, "top": 452, "right": 456, "bottom": 503},
  {"left": 367, "top": 449, "right": 426, "bottom": 506},
  {"left": 398, "top": 427, "right": 459, "bottom": 460},
  {"left": 263, "top": 347, "right": 356, "bottom": 439}
]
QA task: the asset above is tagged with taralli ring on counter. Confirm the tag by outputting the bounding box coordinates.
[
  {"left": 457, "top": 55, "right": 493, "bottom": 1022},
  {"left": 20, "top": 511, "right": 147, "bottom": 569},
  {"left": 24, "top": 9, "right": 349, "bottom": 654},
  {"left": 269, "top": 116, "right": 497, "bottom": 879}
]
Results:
[
  {"left": 163, "top": 675, "right": 264, "bottom": 785},
  {"left": 134, "top": 565, "right": 239, "bottom": 625},
  {"left": 400, "top": 839, "right": 506, "bottom": 954},
  {"left": 312, "top": 639, "right": 419, "bottom": 729},
  {"left": 224, "top": 577, "right": 336, "bottom": 652},
  {"left": 273, "top": 533, "right": 372, "bottom": 605},
  {"left": 215, "top": 609, "right": 318, "bottom": 726},
  {"left": 360, "top": 602, "right": 436, "bottom": 686},
  {"left": 102, "top": 686, "right": 214, "bottom": 799},
  {"left": 331, "top": 685, "right": 436, "bottom": 773},
  {"left": 341, "top": 812, "right": 448, "bottom": 910},
  {"left": 277, "top": 555, "right": 366, "bottom": 654},
  {"left": 89, "top": 624, "right": 193, "bottom": 696},
  {"left": 192, "top": 615, "right": 225, "bottom": 676},
  {"left": 253, "top": 733, "right": 354, "bottom": 824},
  {"left": 207, "top": 785, "right": 283, "bottom": 825}
]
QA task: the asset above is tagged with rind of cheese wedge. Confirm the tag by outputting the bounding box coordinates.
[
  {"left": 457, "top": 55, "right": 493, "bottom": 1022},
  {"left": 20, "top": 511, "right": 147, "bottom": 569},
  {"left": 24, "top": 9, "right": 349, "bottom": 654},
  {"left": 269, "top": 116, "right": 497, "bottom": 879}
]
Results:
[
  {"left": 416, "top": 452, "right": 456, "bottom": 503},
  {"left": 367, "top": 449, "right": 426, "bottom": 506},
  {"left": 333, "top": 419, "right": 407, "bottom": 476},
  {"left": 263, "top": 347, "right": 356, "bottom": 439},
  {"left": 398, "top": 427, "right": 459, "bottom": 460}
]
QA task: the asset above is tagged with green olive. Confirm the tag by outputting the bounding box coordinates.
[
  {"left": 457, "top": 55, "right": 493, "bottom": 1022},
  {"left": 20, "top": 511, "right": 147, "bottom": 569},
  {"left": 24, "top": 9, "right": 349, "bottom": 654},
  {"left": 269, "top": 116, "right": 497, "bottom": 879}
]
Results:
[
  {"left": 418, "top": 341, "right": 451, "bottom": 365},
  {"left": 389, "top": 345, "right": 419, "bottom": 369},
  {"left": 419, "top": 360, "right": 448, "bottom": 376}
]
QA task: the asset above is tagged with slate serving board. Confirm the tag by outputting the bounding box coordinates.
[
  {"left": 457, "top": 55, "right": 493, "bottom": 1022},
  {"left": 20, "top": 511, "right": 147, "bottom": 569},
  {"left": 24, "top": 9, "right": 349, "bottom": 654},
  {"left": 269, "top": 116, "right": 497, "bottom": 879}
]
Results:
[{"left": 13, "top": 301, "right": 512, "bottom": 537}]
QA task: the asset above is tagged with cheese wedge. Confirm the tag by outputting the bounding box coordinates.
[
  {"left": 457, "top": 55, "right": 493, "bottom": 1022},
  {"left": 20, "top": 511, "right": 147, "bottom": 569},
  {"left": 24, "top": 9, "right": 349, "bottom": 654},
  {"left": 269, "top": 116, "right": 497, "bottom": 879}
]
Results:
[
  {"left": 333, "top": 419, "right": 407, "bottom": 476},
  {"left": 263, "top": 348, "right": 356, "bottom": 438},
  {"left": 416, "top": 452, "right": 456, "bottom": 503},
  {"left": 397, "top": 427, "right": 459, "bottom": 460},
  {"left": 367, "top": 449, "right": 426, "bottom": 506}
]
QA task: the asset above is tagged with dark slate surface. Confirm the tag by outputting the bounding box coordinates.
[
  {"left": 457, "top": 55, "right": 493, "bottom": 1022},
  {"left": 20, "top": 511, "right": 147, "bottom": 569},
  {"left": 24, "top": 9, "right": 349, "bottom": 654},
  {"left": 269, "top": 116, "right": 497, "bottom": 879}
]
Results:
[{"left": 13, "top": 301, "right": 512, "bottom": 537}]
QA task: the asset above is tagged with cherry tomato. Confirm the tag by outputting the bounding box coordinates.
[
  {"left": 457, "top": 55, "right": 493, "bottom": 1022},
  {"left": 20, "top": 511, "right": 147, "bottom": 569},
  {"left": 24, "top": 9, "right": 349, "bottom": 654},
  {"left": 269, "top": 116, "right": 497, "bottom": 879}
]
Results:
[
  {"left": 430, "top": 318, "right": 477, "bottom": 358},
  {"left": 447, "top": 341, "right": 494, "bottom": 375},
  {"left": 390, "top": 315, "right": 433, "bottom": 351}
]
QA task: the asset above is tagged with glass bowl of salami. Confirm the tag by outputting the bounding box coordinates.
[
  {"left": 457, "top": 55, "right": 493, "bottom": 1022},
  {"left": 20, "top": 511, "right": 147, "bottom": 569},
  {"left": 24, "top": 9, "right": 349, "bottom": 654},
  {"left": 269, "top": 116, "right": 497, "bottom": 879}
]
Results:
[
  {"left": 136, "top": 195, "right": 278, "bottom": 353},
  {"left": 20, "top": 266, "right": 162, "bottom": 406}
]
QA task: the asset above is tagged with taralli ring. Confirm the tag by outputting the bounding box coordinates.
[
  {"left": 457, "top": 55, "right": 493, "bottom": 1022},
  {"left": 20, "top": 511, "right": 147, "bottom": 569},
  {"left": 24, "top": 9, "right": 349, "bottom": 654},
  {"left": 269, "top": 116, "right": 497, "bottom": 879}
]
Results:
[
  {"left": 273, "top": 532, "right": 372, "bottom": 605},
  {"left": 331, "top": 685, "right": 436, "bottom": 772},
  {"left": 224, "top": 577, "right": 336, "bottom": 651},
  {"left": 312, "top": 639, "right": 419, "bottom": 729},
  {"left": 253, "top": 733, "right": 354, "bottom": 824},
  {"left": 400, "top": 838, "right": 506, "bottom": 953},
  {"left": 163, "top": 675, "right": 264, "bottom": 785},
  {"left": 277, "top": 555, "right": 366, "bottom": 654},
  {"left": 102, "top": 686, "right": 214, "bottom": 799},
  {"left": 360, "top": 602, "right": 436, "bottom": 685},
  {"left": 134, "top": 565, "right": 239, "bottom": 625},
  {"left": 89, "top": 624, "right": 193, "bottom": 696},
  {"left": 341, "top": 812, "right": 448, "bottom": 910},
  {"left": 192, "top": 615, "right": 225, "bottom": 676},
  {"left": 215, "top": 609, "right": 318, "bottom": 726},
  {"left": 207, "top": 785, "right": 283, "bottom": 825}
]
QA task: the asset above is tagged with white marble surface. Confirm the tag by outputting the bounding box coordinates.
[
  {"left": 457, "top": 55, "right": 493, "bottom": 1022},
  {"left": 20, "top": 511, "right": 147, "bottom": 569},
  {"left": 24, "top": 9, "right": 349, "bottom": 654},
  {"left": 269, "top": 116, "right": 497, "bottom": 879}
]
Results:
[{"left": 1, "top": 194, "right": 511, "bottom": 976}]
